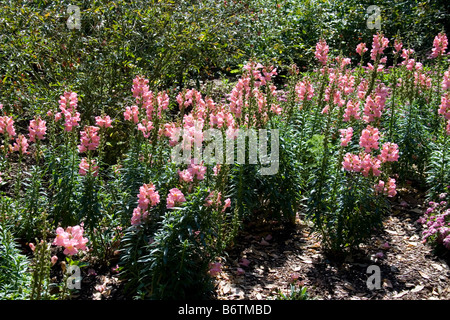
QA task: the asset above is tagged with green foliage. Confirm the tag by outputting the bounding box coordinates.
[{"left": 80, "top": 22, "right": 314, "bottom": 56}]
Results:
[{"left": 0, "top": 225, "right": 32, "bottom": 300}]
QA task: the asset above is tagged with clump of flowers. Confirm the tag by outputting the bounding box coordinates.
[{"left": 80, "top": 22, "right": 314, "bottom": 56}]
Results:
[
  {"left": 79, "top": 157, "right": 99, "bottom": 176},
  {"left": 52, "top": 225, "right": 89, "bottom": 256},
  {"left": 55, "top": 91, "right": 81, "bottom": 132},
  {"left": 419, "top": 195, "right": 450, "bottom": 250},
  {"left": 28, "top": 117, "right": 47, "bottom": 142},
  {"left": 166, "top": 188, "right": 186, "bottom": 208},
  {"left": 78, "top": 126, "right": 101, "bottom": 153},
  {"left": 131, "top": 183, "right": 160, "bottom": 226}
]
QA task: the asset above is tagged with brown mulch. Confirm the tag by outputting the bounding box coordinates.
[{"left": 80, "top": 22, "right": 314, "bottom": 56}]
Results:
[{"left": 213, "top": 186, "right": 450, "bottom": 300}]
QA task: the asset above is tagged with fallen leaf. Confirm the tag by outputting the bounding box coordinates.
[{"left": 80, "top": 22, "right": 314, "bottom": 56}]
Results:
[
  {"left": 343, "top": 283, "right": 355, "bottom": 291},
  {"left": 393, "top": 291, "right": 408, "bottom": 298},
  {"left": 431, "top": 263, "right": 444, "bottom": 271},
  {"left": 411, "top": 285, "right": 424, "bottom": 293},
  {"left": 300, "top": 256, "right": 313, "bottom": 264},
  {"left": 382, "top": 279, "right": 393, "bottom": 289},
  {"left": 418, "top": 271, "right": 430, "bottom": 279},
  {"left": 292, "top": 266, "right": 301, "bottom": 272}
]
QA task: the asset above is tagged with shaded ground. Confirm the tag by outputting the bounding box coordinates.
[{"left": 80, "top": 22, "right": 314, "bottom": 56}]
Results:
[
  {"left": 212, "top": 185, "right": 450, "bottom": 300},
  {"left": 60, "top": 184, "right": 450, "bottom": 300}
]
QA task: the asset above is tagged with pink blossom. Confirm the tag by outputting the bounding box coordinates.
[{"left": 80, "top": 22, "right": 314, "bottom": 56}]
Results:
[
  {"left": 137, "top": 183, "right": 160, "bottom": 211},
  {"left": 52, "top": 225, "right": 89, "bottom": 256},
  {"left": 315, "top": 39, "right": 329, "bottom": 65},
  {"left": 343, "top": 100, "right": 361, "bottom": 122},
  {"left": 295, "top": 80, "right": 314, "bottom": 102},
  {"left": 431, "top": 32, "right": 448, "bottom": 58},
  {"left": 79, "top": 157, "right": 99, "bottom": 176},
  {"left": 359, "top": 126, "right": 380, "bottom": 153},
  {"left": 137, "top": 119, "right": 154, "bottom": 138},
  {"left": 78, "top": 126, "right": 101, "bottom": 153},
  {"left": 95, "top": 115, "right": 113, "bottom": 128},
  {"left": 123, "top": 105, "right": 139, "bottom": 124},
  {"left": 394, "top": 39, "right": 403, "bottom": 54},
  {"left": 379, "top": 142, "right": 399, "bottom": 162},
  {"left": 370, "top": 32, "right": 389, "bottom": 61},
  {"left": 51, "top": 256, "right": 58, "bottom": 266},
  {"left": 12, "top": 134, "right": 29, "bottom": 154},
  {"left": 439, "top": 93, "right": 450, "bottom": 120},
  {"left": 28, "top": 117, "right": 47, "bottom": 142},
  {"left": 342, "top": 153, "right": 361, "bottom": 173},
  {"left": 356, "top": 43, "right": 368, "bottom": 56},
  {"left": 166, "top": 188, "right": 186, "bottom": 208},
  {"left": 0, "top": 116, "right": 16, "bottom": 137},
  {"left": 360, "top": 153, "right": 382, "bottom": 177},
  {"left": 339, "top": 127, "right": 353, "bottom": 147}
]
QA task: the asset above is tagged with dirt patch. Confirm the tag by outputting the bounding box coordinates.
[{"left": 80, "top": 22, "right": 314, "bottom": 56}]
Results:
[{"left": 213, "top": 186, "right": 450, "bottom": 300}]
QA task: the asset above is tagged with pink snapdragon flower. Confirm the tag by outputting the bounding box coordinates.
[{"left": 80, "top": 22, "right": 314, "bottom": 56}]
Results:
[
  {"left": 315, "top": 38, "right": 329, "bottom": 65},
  {"left": 393, "top": 39, "right": 403, "bottom": 55},
  {"left": 137, "top": 119, "right": 154, "bottom": 138},
  {"left": 360, "top": 153, "right": 382, "bottom": 177},
  {"left": 439, "top": 93, "right": 450, "bottom": 120},
  {"left": 52, "top": 225, "right": 89, "bottom": 256},
  {"left": 431, "top": 32, "right": 448, "bottom": 58},
  {"left": 379, "top": 142, "right": 399, "bottom": 162},
  {"left": 442, "top": 70, "right": 450, "bottom": 92},
  {"left": 342, "top": 153, "right": 361, "bottom": 173},
  {"left": 78, "top": 126, "right": 101, "bottom": 153},
  {"left": 137, "top": 183, "right": 160, "bottom": 211},
  {"left": 343, "top": 100, "right": 361, "bottom": 122},
  {"left": 295, "top": 80, "right": 314, "bottom": 102},
  {"left": 339, "top": 127, "right": 353, "bottom": 147},
  {"left": 370, "top": 33, "right": 389, "bottom": 61},
  {"left": 0, "top": 116, "right": 16, "bottom": 138},
  {"left": 359, "top": 126, "right": 380, "bottom": 153},
  {"left": 166, "top": 188, "right": 186, "bottom": 208},
  {"left": 79, "top": 157, "right": 99, "bottom": 176},
  {"left": 57, "top": 91, "right": 80, "bottom": 132},
  {"left": 123, "top": 105, "right": 139, "bottom": 124},
  {"left": 356, "top": 43, "right": 368, "bottom": 56},
  {"left": 95, "top": 115, "right": 113, "bottom": 128},
  {"left": 12, "top": 134, "right": 29, "bottom": 154},
  {"left": 131, "top": 183, "right": 160, "bottom": 226},
  {"left": 28, "top": 117, "right": 47, "bottom": 142}
]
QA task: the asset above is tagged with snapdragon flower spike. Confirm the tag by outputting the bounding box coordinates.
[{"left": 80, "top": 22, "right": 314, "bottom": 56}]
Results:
[
  {"left": 28, "top": 117, "right": 47, "bottom": 142},
  {"left": 379, "top": 142, "right": 399, "bottom": 163},
  {"left": 339, "top": 127, "right": 353, "bottom": 147},
  {"left": 95, "top": 115, "right": 113, "bottom": 128},
  {"left": 79, "top": 157, "right": 99, "bottom": 177},
  {"left": 315, "top": 38, "right": 329, "bottom": 65},
  {"left": 431, "top": 32, "right": 448, "bottom": 59},
  {"left": 359, "top": 125, "right": 380, "bottom": 153},
  {"left": 439, "top": 93, "right": 450, "bottom": 120},
  {"left": 123, "top": 105, "right": 139, "bottom": 124},
  {"left": 442, "top": 70, "right": 450, "bottom": 92},
  {"left": 370, "top": 32, "right": 389, "bottom": 61},
  {"left": 356, "top": 43, "right": 368, "bottom": 56},
  {"left": 78, "top": 126, "right": 101, "bottom": 153},
  {"left": 131, "top": 183, "right": 160, "bottom": 226},
  {"left": 53, "top": 225, "right": 89, "bottom": 256},
  {"left": 0, "top": 116, "right": 16, "bottom": 138},
  {"left": 57, "top": 91, "right": 80, "bottom": 132},
  {"left": 294, "top": 79, "right": 314, "bottom": 103},
  {"left": 343, "top": 100, "right": 361, "bottom": 122},
  {"left": 11, "top": 134, "right": 29, "bottom": 155},
  {"left": 166, "top": 188, "right": 186, "bottom": 208}
]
